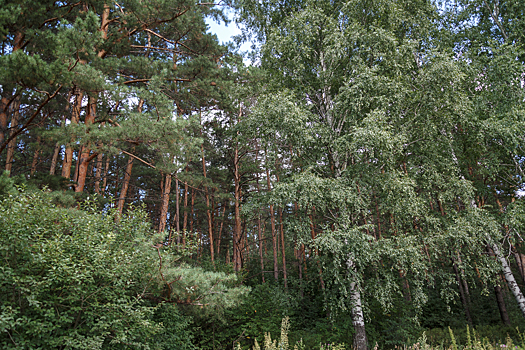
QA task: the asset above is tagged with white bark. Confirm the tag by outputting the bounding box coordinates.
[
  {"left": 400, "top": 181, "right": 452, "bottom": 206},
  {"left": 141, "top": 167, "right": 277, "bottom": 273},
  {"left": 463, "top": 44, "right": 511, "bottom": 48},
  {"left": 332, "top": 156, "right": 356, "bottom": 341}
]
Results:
[
  {"left": 491, "top": 241, "right": 525, "bottom": 318},
  {"left": 350, "top": 281, "right": 368, "bottom": 350}
]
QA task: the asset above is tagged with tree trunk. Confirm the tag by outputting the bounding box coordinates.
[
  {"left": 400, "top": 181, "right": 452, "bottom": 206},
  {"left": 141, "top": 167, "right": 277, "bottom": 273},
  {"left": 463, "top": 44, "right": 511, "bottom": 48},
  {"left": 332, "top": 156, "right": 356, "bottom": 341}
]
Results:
[
  {"left": 190, "top": 188, "right": 195, "bottom": 232},
  {"left": 453, "top": 261, "right": 473, "bottom": 325},
  {"left": 258, "top": 213, "right": 265, "bottom": 283},
  {"left": 62, "top": 90, "right": 82, "bottom": 179},
  {"left": 5, "top": 96, "right": 20, "bottom": 174},
  {"left": 310, "top": 213, "right": 326, "bottom": 289},
  {"left": 217, "top": 203, "right": 226, "bottom": 256},
  {"left": 93, "top": 149, "right": 104, "bottom": 193},
  {"left": 514, "top": 250, "right": 525, "bottom": 284},
  {"left": 175, "top": 178, "right": 180, "bottom": 232},
  {"left": 158, "top": 173, "right": 172, "bottom": 233},
  {"left": 202, "top": 143, "right": 214, "bottom": 263},
  {"left": 0, "top": 96, "right": 8, "bottom": 146},
  {"left": 30, "top": 136, "right": 41, "bottom": 176},
  {"left": 75, "top": 96, "right": 97, "bottom": 192},
  {"left": 101, "top": 151, "right": 110, "bottom": 193},
  {"left": 117, "top": 152, "right": 134, "bottom": 215},
  {"left": 494, "top": 284, "right": 511, "bottom": 326},
  {"left": 233, "top": 145, "right": 243, "bottom": 272},
  {"left": 266, "top": 166, "right": 278, "bottom": 281},
  {"left": 351, "top": 281, "right": 368, "bottom": 350},
  {"left": 490, "top": 241, "right": 525, "bottom": 318},
  {"left": 279, "top": 208, "right": 287, "bottom": 288}
]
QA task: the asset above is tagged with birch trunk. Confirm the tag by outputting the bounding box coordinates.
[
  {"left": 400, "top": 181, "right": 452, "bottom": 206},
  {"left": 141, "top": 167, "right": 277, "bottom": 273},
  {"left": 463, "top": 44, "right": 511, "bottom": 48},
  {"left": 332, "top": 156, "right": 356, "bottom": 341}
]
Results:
[
  {"left": 491, "top": 241, "right": 525, "bottom": 318},
  {"left": 350, "top": 281, "right": 368, "bottom": 350}
]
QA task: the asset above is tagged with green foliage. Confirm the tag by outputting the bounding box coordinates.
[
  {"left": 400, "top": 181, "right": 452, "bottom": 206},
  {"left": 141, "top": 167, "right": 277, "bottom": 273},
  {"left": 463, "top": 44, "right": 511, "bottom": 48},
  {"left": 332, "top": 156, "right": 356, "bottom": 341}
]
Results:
[
  {"left": 0, "top": 190, "right": 162, "bottom": 348},
  {"left": 0, "top": 190, "right": 246, "bottom": 349}
]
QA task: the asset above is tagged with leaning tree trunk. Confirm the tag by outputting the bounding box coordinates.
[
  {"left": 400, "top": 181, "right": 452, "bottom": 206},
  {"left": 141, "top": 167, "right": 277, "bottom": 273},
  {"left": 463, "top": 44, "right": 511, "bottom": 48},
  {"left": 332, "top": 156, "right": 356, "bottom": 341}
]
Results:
[{"left": 490, "top": 240, "right": 525, "bottom": 318}]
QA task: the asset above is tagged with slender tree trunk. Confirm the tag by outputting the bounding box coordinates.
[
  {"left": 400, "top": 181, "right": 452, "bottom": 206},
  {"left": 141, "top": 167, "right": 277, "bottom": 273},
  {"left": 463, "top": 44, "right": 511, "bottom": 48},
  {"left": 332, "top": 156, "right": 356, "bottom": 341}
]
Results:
[
  {"left": 217, "top": 203, "right": 226, "bottom": 256},
  {"left": 279, "top": 208, "right": 287, "bottom": 288},
  {"left": 93, "top": 148, "right": 104, "bottom": 193},
  {"left": 0, "top": 96, "right": 8, "bottom": 146},
  {"left": 233, "top": 146, "right": 243, "bottom": 272},
  {"left": 50, "top": 142, "right": 62, "bottom": 175},
  {"left": 490, "top": 242, "right": 525, "bottom": 318},
  {"left": 258, "top": 213, "right": 265, "bottom": 283},
  {"left": 310, "top": 213, "right": 326, "bottom": 289},
  {"left": 62, "top": 90, "right": 83, "bottom": 179},
  {"left": 101, "top": 151, "right": 110, "bottom": 193},
  {"left": 266, "top": 166, "right": 278, "bottom": 281},
  {"left": 182, "top": 173, "right": 189, "bottom": 247},
  {"left": 202, "top": 143, "right": 214, "bottom": 263},
  {"left": 158, "top": 173, "right": 172, "bottom": 233},
  {"left": 453, "top": 261, "right": 473, "bottom": 325},
  {"left": 117, "top": 152, "right": 134, "bottom": 215},
  {"left": 5, "top": 96, "right": 20, "bottom": 173},
  {"left": 75, "top": 96, "right": 97, "bottom": 192},
  {"left": 350, "top": 280, "right": 368, "bottom": 350},
  {"left": 30, "top": 136, "right": 41, "bottom": 176},
  {"left": 175, "top": 178, "right": 180, "bottom": 232},
  {"left": 190, "top": 188, "right": 195, "bottom": 232},
  {"left": 494, "top": 284, "right": 512, "bottom": 326},
  {"left": 515, "top": 251, "right": 525, "bottom": 284}
]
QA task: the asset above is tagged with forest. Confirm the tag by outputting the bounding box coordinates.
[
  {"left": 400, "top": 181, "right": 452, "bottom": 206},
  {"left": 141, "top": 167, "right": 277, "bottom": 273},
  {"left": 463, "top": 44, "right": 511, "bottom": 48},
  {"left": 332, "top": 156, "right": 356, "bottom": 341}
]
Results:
[{"left": 0, "top": 0, "right": 525, "bottom": 349}]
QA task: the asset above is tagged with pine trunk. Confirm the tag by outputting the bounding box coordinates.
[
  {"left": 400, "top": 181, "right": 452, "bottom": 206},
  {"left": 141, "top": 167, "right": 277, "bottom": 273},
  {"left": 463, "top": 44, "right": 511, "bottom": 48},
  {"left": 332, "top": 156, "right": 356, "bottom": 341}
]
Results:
[
  {"left": 233, "top": 146, "right": 243, "bottom": 272},
  {"left": 158, "top": 173, "right": 172, "bottom": 233},
  {"left": 5, "top": 96, "right": 20, "bottom": 173},
  {"left": 117, "top": 153, "right": 134, "bottom": 215},
  {"left": 75, "top": 96, "right": 97, "bottom": 192},
  {"left": 202, "top": 144, "right": 214, "bottom": 263},
  {"left": 0, "top": 96, "right": 8, "bottom": 146},
  {"left": 30, "top": 136, "right": 41, "bottom": 176},
  {"left": 93, "top": 150, "right": 104, "bottom": 193},
  {"left": 62, "top": 90, "right": 83, "bottom": 179}
]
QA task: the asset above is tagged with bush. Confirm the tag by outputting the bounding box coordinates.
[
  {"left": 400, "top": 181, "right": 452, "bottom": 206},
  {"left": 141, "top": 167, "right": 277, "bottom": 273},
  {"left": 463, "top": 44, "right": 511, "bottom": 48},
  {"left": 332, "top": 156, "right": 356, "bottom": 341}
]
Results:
[{"left": 0, "top": 190, "right": 188, "bottom": 349}]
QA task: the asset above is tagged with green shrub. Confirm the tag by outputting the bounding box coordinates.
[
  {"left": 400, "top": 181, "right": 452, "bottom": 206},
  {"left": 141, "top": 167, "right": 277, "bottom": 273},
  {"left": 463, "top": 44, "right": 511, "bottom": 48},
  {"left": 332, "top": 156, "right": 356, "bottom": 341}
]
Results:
[{"left": 0, "top": 190, "right": 188, "bottom": 349}]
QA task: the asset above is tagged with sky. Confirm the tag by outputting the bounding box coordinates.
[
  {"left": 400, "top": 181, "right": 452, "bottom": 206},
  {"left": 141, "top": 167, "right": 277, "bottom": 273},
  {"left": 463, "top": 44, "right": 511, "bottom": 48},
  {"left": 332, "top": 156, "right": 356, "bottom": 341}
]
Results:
[{"left": 205, "top": 12, "right": 253, "bottom": 57}]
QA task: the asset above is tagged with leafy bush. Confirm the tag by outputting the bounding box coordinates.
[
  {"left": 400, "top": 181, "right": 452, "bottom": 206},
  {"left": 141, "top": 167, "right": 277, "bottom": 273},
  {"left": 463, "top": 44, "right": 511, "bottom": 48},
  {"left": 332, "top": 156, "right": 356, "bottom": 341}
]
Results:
[{"left": 0, "top": 190, "right": 188, "bottom": 349}]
